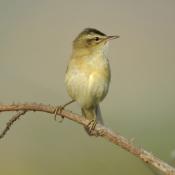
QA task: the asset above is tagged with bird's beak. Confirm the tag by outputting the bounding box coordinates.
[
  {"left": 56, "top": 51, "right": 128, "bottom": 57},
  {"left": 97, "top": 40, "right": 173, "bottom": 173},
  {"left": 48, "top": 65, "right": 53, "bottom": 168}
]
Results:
[{"left": 106, "top": 35, "right": 120, "bottom": 40}]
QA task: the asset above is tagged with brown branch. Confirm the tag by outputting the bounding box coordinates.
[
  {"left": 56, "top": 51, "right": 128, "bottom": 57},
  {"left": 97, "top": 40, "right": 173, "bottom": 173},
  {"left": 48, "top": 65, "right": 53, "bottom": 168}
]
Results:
[
  {"left": 0, "top": 110, "right": 26, "bottom": 139},
  {"left": 0, "top": 103, "right": 174, "bottom": 175}
]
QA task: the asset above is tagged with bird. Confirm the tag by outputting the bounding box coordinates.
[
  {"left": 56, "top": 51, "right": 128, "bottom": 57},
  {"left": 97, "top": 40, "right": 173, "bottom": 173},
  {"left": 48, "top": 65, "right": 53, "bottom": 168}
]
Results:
[{"left": 64, "top": 28, "right": 119, "bottom": 134}]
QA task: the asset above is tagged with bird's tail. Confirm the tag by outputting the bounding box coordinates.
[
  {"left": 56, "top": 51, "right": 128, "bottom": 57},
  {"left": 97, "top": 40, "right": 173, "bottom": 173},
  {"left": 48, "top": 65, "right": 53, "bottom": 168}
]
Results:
[
  {"left": 81, "top": 105, "right": 104, "bottom": 134},
  {"left": 95, "top": 104, "right": 104, "bottom": 125}
]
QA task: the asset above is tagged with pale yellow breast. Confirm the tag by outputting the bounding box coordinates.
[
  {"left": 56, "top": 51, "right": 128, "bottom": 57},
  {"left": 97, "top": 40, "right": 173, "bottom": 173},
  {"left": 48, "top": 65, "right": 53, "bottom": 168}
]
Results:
[{"left": 65, "top": 49, "right": 111, "bottom": 108}]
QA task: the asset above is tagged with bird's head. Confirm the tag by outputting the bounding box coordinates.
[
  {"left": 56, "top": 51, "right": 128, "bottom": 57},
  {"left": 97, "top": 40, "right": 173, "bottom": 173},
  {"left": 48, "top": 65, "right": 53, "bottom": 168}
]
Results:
[{"left": 73, "top": 28, "right": 119, "bottom": 52}]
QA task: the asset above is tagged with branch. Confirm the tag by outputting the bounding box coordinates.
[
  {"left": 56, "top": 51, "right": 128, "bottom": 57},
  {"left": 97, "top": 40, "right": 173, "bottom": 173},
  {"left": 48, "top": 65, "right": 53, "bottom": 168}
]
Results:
[
  {"left": 0, "top": 110, "right": 26, "bottom": 139},
  {"left": 0, "top": 103, "right": 174, "bottom": 175}
]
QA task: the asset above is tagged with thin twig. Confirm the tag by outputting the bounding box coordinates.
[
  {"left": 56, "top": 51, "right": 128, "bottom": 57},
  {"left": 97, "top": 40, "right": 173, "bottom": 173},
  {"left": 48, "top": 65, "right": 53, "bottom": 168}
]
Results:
[
  {"left": 0, "top": 103, "right": 174, "bottom": 175},
  {"left": 0, "top": 110, "right": 26, "bottom": 139}
]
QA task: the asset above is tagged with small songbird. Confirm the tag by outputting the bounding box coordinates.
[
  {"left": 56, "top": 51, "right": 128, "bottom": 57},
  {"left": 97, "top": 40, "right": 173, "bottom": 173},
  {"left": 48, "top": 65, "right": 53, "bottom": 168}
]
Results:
[{"left": 65, "top": 28, "right": 119, "bottom": 133}]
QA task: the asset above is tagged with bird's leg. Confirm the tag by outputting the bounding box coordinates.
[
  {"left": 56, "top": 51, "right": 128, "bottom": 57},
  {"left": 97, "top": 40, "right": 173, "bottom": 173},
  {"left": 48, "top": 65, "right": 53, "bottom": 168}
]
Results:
[{"left": 54, "top": 100, "right": 75, "bottom": 122}]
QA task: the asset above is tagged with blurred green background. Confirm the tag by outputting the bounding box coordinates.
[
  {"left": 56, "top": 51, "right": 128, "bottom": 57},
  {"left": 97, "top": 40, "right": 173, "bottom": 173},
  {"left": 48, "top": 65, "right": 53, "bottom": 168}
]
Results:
[{"left": 0, "top": 0, "right": 175, "bottom": 174}]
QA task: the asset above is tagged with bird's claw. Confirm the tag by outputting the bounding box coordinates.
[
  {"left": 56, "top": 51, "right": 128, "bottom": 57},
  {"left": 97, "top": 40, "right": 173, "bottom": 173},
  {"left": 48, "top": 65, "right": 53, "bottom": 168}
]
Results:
[
  {"left": 54, "top": 106, "right": 64, "bottom": 122},
  {"left": 85, "top": 119, "right": 97, "bottom": 135},
  {"left": 54, "top": 100, "right": 75, "bottom": 122}
]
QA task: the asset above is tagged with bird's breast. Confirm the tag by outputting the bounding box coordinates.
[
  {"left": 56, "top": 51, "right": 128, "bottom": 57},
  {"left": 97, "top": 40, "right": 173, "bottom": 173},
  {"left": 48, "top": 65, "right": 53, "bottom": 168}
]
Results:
[{"left": 65, "top": 53, "right": 111, "bottom": 108}]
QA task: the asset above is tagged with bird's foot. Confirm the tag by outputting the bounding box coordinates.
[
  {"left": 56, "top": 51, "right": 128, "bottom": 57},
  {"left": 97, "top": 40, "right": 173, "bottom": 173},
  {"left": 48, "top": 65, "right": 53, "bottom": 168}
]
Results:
[
  {"left": 85, "top": 119, "right": 97, "bottom": 135},
  {"left": 54, "top": 105, "right": 64, "bottom": 122},
  {"left": 54, "top": 100, "right": 75, "bottom": 122}
]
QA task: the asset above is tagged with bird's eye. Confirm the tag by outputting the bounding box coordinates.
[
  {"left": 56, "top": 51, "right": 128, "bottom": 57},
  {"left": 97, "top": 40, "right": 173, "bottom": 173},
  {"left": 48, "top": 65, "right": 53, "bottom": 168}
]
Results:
[{"left": 95, "top": 37, "right": 100, "bottom": 41}]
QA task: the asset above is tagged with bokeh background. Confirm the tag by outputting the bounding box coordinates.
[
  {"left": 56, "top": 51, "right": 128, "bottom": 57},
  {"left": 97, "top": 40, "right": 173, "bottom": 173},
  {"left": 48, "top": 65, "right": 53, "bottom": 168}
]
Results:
[{"left": 0, "top": 0, "right": 175, "bottom": 174}]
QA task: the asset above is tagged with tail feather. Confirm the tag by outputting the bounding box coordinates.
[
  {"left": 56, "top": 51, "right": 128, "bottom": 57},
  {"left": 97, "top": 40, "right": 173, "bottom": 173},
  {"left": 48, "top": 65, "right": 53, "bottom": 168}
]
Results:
[{"left": 95, "top": 105, "right": 104, "bottom": 125}]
